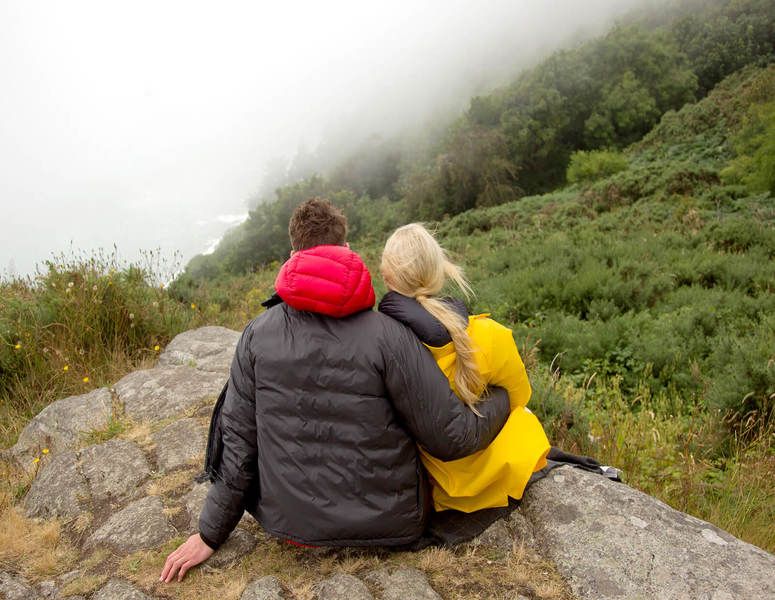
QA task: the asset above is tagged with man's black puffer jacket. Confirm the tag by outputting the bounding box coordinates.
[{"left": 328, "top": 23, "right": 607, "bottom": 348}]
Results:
[{"left": 198, "top": 245, "right": 510, "bottom": 549}]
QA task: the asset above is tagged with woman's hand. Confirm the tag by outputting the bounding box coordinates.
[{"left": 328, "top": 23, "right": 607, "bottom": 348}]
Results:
[{"left": 160, "top": 533, "right": 214, "bottom": 583}]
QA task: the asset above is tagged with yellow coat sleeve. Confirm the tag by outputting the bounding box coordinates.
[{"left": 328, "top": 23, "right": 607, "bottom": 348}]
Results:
[{"left": 470, "top": 316, "right": 532, "bottom": 411}]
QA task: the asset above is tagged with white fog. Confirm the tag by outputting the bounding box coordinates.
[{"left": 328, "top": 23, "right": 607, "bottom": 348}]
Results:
[{"left": 0, "top": 0, "right": 658, "bottom": 279}]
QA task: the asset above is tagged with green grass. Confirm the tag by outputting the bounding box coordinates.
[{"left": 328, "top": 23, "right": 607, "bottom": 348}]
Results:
[
  {"left": 82, "top": 417, "right": 129, "bottom": 447},
  {"left": 0, "top": 248, "right": 203, "bottom": 447}
]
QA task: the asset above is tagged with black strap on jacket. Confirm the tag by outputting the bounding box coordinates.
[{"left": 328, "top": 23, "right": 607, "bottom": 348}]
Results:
[{"left": 196, "top": 380, "right": 229, "bottom": 484}]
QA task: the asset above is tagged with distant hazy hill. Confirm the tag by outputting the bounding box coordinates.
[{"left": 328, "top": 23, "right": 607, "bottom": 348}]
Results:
[{"left": 171, "top": 0, "right": 774, "bottom": 283}]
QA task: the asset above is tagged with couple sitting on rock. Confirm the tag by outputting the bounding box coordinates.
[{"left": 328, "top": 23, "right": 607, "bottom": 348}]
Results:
[{"left": 161, "top": 198, "right": 550, "bottom": 582}]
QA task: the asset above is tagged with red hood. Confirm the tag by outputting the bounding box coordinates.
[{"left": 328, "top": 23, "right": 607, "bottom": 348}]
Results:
[{"left": 274, "top": 245, "right": 375, "bottom": 318}]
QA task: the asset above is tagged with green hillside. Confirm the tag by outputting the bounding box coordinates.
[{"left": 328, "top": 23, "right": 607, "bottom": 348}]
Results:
[
  {"left": 440, "top": 65, "right": 775, "bottom": 423},
  {"left": 171, "top": 0, "right": 774, "bottom": 282}
]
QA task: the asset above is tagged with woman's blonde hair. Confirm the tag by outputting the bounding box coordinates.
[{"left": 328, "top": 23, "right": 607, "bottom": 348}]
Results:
[{"left": 381, "top": 223, "right": 485, "bottom": 411}]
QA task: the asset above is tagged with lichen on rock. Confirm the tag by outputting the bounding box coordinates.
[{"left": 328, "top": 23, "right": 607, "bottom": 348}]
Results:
[
  {"left": 521, "top": 465, "right": 775, "bottom": 600},
  {"left": 157, "top": 325, "right": 240, "bottom": 373},
  {"left": 86, "top": 496, "right": 176, "bottom": 554},
  {"left": 115, "top": 366, "right": 225, "bottom": 422},
  {"left": 151, "top": 417, "right": 207, "bottom": 473}
]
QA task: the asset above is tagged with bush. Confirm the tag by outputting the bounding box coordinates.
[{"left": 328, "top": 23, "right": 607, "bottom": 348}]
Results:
[
  {"left": 706, "top": 315, "right": 775, "bottom": 422},
  {"left": 721, "top": 101, "right": 775, "bottom": 196},
  {"left": 0, "top": 249, "right": 200, "bottom": 446},
  {"left": 566, "top": 150, "right": 628, "bottom": 184}
]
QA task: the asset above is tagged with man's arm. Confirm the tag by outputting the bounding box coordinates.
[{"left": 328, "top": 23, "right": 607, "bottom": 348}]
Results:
[
  {"left": 198, "top": 323, "right": 259, "bottom": 549},
  {"left": 381, "top": 321, "right": 510, "bottom": 461},
  {"left": 160, "top": 322, "right": 258, "bottom": 583}
]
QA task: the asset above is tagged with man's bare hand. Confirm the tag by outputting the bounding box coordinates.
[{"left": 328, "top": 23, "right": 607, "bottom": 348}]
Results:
[{"left": 160, "top": 533, "right": 214, "bottom": 583}]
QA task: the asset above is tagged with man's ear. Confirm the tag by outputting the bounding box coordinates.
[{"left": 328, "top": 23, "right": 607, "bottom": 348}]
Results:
[{"left": 345, "top": 242, "right": 350, "bottom": 249}]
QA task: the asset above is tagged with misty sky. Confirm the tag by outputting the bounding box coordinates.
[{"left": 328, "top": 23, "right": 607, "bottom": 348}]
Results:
[{"left": 0, "top": 0, "right": 653, "bottom": 279}]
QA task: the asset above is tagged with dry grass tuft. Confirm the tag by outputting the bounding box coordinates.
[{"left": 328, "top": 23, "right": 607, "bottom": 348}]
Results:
[
  {"left": 81, "top": 548, "right": 112, "bottom": 570},
  {"left": 146, "top": 467, "right": 200, "bottom": 498},
  {"left": 410, "top": 543, "right": 574, "bottom": 600},
  {"left": 0, "top": 504, "right": 78, "bottom": 580},
  {"left": 120, "top": 539, "right": 252, "bottom": 600},
  {"left": 163, "top": 505, "right": 184, "bottom": 519},
  {"left": 70, "top": 511, "right": 93, "bottom": 535},
  {"left": 123, "top": 421, "right": 154, "bottom": 447},
  {"left": 61, "top": 574, "right": 108, "bottom": 596},
  {"left": 286, "top": 580, "right": 315, "bottom": 600}
]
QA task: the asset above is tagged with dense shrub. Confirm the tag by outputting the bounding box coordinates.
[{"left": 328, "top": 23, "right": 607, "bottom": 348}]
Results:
[
  {"left": 0, "top": 250, "right": 199, "bottom": 445},
  {"left": 721, "top": 100, "right": 775, "bottom": 195},
  {"left": 566, "top": 150, "right": 628, "bottom": 184}
]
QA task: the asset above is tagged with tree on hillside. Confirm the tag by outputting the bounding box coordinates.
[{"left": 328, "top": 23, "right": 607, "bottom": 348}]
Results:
[
  {"left": 402, "top": 125, "right": 520, "bottom": 219},
  {"left": 674, "top": 0, "right": 775, "bottom": 95}
]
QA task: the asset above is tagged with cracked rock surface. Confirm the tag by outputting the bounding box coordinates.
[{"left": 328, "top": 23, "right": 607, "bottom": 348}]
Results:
[
  {"left": 86, "top": 496, "right": 176, "bottom": 553},
  {"left": 152, "top": 418, "right": 207, "bottom": 473},
  {"left": 4, "top": 326, "right": 774, "bottom": 600},
  {"left": 115, "top": 366, "right": 225, "bottom": 422},
  {"left": 240, "top": 576, "right": 286, "bottom": 600},
  {"left": 203, "top": 528, "right": 259, "bottom": 570},
  {"left": 315, "top": 573, "right": 374, "bottom": 599},
  {"left": 9, "top": 387, "right": 113, "bottom": 469},
  {"left": 92, "top": 579, "right": 155, "bottom": 600},
  {"left": 24, "top": 438, "right": 150, "bottom": 519},
  {"left": 0, "top": 571, "right": 41, "bottom": 600},
  {"left": 521, "top": 465, "right": 775, "bottom": 600},
  {"left": 157, "top": 325, "right": 240, "bottom": 372},
  {"left": 365, "top": 568, "right": 442, "bottom": 600}
]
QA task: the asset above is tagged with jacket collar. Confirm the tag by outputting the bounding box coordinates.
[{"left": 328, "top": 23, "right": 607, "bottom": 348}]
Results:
[
  {"left": 378, "top": 290, "right": 468, "bottom": 346},
  {"left": 274, "top": 245, "right": 375, "bottom": 318}
]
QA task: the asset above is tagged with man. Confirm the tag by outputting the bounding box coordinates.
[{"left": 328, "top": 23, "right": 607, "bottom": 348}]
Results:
[{"left": 161, "top": 198, "right": 510, "bottom": 582}]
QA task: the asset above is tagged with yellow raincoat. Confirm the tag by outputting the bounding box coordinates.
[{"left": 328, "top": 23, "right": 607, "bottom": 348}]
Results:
[{"left": 422, "top": 314, "right": 550, "bottom": 512}]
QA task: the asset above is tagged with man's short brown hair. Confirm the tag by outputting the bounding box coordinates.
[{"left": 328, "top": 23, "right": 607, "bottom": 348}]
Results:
[{"left": 288, "top": 198, "right": 348, "bottom": 251}]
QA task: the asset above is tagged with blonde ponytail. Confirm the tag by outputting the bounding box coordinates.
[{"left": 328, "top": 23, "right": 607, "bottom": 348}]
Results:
[{"left": 381, "top": 224, "right": 485, "bottom": 411}]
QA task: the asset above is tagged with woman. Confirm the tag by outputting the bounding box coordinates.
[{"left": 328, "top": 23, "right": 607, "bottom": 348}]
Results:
[{"left": 379, "top": 223, "right": 550, "bottom": 512}]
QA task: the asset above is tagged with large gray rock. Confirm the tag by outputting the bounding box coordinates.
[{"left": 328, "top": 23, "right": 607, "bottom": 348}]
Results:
[
  {"left": 240, "top": 576, "right": 285, "bottom": 600},
  {"left": 203, "top": 528, "right": 258, "bottom": 569},
  {"left": 522, "top": 466, "right": 775, "bottom": 600},
  {"left": 24, "top": 451, "right": 85, "bottom": 519},
  {"left": 182, "top": 481, "right": 211, "bottom": 531},
  {"left": 508, "top": 508, "right": 536, "bottom": 544},
  {"left": 86, "top": 496, "right": 176, "bottom": 554},
  {"left": 11, "top": 387, "right": 112, "bottom": 464},
  {"left": 151, "top": 418, "right": 207, "bottom": 473},
  {"left": 365, "top": 568, "right": 441, "bottom": 600},
  {"left": 0, "top": 571, "right": 41, "bottom": 600},
  {"left": 315, "top": 573, "right": 373, "bottom": 600},
  {"left": 115, "top": 366, "right": 225, "bottom": 421},
  {"left": 79, "top": 438, "right": 151, "bottom": 503},
  {"left": 157, "top": 326, "right": 240, "bottom": 373},
  {"left": 472, "top": 518, "right": 513, "bottom": 554},
  {"left": 24, "top": 439, "right": 150, "bottom": 519},
  {"left": 92, "top": 579, "right": 154, "bottom": 600}
]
